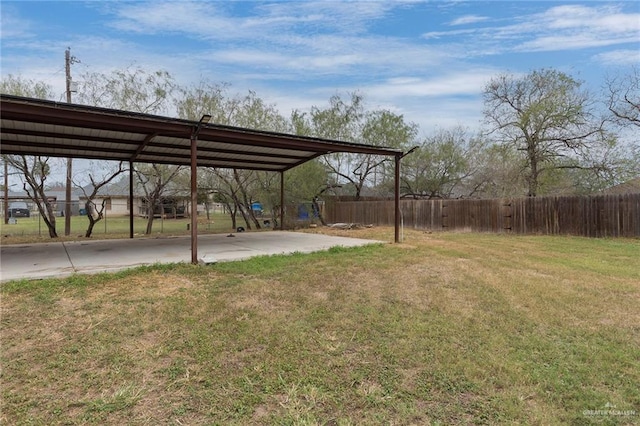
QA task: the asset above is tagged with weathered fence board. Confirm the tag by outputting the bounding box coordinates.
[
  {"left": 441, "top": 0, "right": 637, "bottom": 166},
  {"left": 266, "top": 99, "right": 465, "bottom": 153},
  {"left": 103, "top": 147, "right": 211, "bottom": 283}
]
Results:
[{"left": 325, "top": 193, "right": 640, "bottom": 237}]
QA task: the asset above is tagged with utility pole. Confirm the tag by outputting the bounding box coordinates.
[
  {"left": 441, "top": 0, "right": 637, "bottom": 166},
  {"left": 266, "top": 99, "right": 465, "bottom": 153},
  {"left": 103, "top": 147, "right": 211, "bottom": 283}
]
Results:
[{"left": 64, "top": 48, "right": 79, "bottom": 235}]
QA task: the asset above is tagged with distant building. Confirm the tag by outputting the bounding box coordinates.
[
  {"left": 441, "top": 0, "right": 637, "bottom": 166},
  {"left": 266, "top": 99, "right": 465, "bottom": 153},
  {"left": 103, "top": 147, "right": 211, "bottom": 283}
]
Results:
[
  {"left": 79, "top": 179, "right": 135, "bottom": 217},
  {"left": 601, "top": 177, "right": 640, "bottom": 195},
  {"left": 45, "top": 186, "right": 82, "bottom": 216},
  {"left": 3, "top": 179, "right": 208, "bottom": 219},
  {"left": 3, "top": 188, "right": 81, "bottom": 217},
  {"left": 79, "top": 177, "right": 193, "bottom": 218}
]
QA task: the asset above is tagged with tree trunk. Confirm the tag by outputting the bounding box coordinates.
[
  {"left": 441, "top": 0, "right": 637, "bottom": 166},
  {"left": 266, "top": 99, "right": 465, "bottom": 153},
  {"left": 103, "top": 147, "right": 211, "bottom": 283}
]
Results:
[
  {"left": 85, "top": 220, "right": 96, "bottom": 238},
  {"left": 234, "top": 170, "right": 261, "bottom": 230},
  {"left": 247, "top": 208, "right": 261, "bottom": 229},
  {"left": 34, "top": 191, "right": 58, "bottom": 238},
  {"left": 528, "top": 148, "right": 539, "bottom": 197},
  {"left": 85, "top": 201, "right": 97, "bottom": 238},
  {"left": 144, "top": 198, "right": 157, "bottom": 234},
  {"left": 223, "top": 201, "right": 237, "bottom": 229},
  {"left": 36, "top": 201, "right": 57, "bottom": 238},
  {"left": 354, "top": 183, "right": 362, "bottom": 201},
  {"left": 84, "top": 200, "right": 106, "bottom": 238},
  {"left": 238, "top": 205, "right": 252, "bottom": 230},
  {"left": 312, "top": 197, "right": 327, "bottom": 226},
  {"left": 146, "top": 214, "right": 155, "bottom": 234}
]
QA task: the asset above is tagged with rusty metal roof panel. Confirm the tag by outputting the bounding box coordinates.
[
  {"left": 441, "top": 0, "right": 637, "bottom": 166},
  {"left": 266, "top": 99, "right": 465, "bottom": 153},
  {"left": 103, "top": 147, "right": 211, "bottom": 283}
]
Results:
[{"left": 1, "top": 94, "right": 402, "bottom": 172}]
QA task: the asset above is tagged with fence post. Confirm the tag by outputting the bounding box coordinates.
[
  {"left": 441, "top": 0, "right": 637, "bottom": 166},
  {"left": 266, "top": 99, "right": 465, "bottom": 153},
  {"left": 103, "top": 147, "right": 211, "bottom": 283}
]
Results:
[
  {"left": 442, "top": 203, "right": 448, "bottom": 230},
  {"left": 503, "top": 200, "right": 512, "bottom": 233}
]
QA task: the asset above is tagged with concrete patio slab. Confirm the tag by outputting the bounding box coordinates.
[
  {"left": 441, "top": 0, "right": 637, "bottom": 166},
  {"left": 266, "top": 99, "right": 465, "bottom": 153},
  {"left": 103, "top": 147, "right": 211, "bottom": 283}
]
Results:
[{"left": 0, "top": 231, "right": 383, "bottom": 282}]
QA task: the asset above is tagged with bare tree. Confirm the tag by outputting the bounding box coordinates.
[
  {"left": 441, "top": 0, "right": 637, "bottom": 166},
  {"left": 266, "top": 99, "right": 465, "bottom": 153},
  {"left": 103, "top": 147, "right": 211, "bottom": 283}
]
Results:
[
  {"left": 135, "top": 164, "right": 185, "bottom": 234},
  {"left": 604, "top": 66, "right": 640, "bottom": 188},
  {"left": 1, "top": 76, "right": 59, "bottom": 237},
  {"left": 75, "top": 162, "right": 126, "bottom": 237},
  {"left": 76, "top": 67, "right": 180, "bottom": 234},
  {"left": 0, "top": 74, "right": 54, "bottom": 99},
  {"left": 176, "top": 83, "right": 291, "bottom": 227},
  {"left": 207, "top": 168, "right": 261, "bottom": 230},
  {"left": 401, "top": 127, "right": 486, "bottom": 199},
  {"left": 302, "top": 93, "right": 416, "bottom": 199},
  {"left": 466, "top": 144, "right": 528, "bottom": 198},
  {"left": 4, "top": 155, "right": 58, "bottom": 237},
  {"left": 77, "top": 66, "right": 175, "bottom": 114},
  {"left": 483, "top": 69, "right": 606, "bottom": 196},
  {"left": 606, "top": 66, "right": 640, "bottom": 128}
]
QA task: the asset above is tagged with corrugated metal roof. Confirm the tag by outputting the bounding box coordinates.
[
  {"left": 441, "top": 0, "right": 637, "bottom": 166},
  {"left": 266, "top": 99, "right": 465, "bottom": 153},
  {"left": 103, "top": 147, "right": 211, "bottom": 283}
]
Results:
[{"left": 1, "top": 94, "right": 402, "bottom": 171}]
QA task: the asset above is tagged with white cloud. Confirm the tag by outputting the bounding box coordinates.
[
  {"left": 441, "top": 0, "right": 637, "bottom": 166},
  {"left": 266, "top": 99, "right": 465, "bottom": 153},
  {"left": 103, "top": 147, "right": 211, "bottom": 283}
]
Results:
[
  {"left": 108, "top": 1, "right": 396, "bottom": 40},
  {"left": 422, "top": 27, "right": 478, "bottom": 40},
  {"left": 255, "top": 1, "right": 394, "bottom": 33},
  {"left": 542, "top": 5, "right": 639, "bottom": 33},
  {"left": 421, "top": 4, "right": 640, "bottom": 55},
  {"left": 2, "top": 0, "right": 636, "bottom": 138},
  {"left": 449, "top": 15, "right": 489, "bottom": 26},
  {"left": 516, "top": 5, "right": 640, "bottom": 52},
  {"left": 99, "top": 1, "right": 452, "bottom": 84},
  {"left": 593, "top": 49, "right": 640, "bottom": 66},
  {"left": 109, "top": 2, "right": 238, "bottom": 38},
  {"left": 518, "top": 35, "right": 639, "bottom": 52},
  {"left": 0, "top": 5, "right": 34, "bottom": 40},
  {"left": 365, "top": 69, "right": 495, "bottom": 99}
]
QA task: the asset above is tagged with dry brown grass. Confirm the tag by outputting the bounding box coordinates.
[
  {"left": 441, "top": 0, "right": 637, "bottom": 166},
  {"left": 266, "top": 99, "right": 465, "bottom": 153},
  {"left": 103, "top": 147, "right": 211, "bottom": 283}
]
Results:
[{"left": 2, "top": 227, "right": 639, "bottom": 424}]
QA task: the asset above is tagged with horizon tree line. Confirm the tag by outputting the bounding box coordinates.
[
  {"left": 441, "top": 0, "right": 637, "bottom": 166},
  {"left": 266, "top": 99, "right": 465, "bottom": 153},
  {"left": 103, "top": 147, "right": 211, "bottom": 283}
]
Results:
[{"left": 1, "top": 65, "right": 638, "bottom": 238}]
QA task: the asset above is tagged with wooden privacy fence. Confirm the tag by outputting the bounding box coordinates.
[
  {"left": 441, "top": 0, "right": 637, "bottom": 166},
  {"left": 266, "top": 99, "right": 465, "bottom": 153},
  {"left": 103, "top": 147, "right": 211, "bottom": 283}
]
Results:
[{"left": 325, "top": 193, "right": 640, "bottom": 237}]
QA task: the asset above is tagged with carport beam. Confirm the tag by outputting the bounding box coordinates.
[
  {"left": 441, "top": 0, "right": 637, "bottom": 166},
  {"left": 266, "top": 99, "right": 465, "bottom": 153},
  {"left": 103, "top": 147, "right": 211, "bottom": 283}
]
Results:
[
  {"left": 129, "top": 161, "right": 134, "bottom": 239},
  {"left": 280, "top": 171, "right": 285, "bottom": 230},
  {"left": 395, "top": 153, "right": 401, "bottom": 243},
  {"left": 190, "top": 132, "right": 198, "bottom": 264},
  {"left": 393, "top": 147, "right": 417, "bottom": 244},
  {"left": 191, "top": 115, "right": 211, "bottom": 264},
  {"left": 4, "top": 161, "right": 8, "bottom": 225}
]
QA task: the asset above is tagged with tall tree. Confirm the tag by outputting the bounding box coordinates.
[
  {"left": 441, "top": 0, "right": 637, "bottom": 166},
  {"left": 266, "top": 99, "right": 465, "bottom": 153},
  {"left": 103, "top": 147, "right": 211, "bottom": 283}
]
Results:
[
  {"left": 401, "top": 127, "right": 486, "bottom": 199},
  {"left": 135, "top": 164, "right": 185, "bottom": 235},
  {"left": 0, "top": 74, "right": 54, "bottom": 99},
  {"left": 284, "top": 160, "right": 334, "bottom": 225},
  {"left": 1, "top": 76, "right": 60, "bottom": 237},
  {"left": 3, "top": 155, "right": 58, "bottom": 237},
  {"left": 302, "top": 93, "right": 416, "bottom": 199},
  {"left": 466, "top": 144, "right": 528, "bottom": 198},
  {"left": 77, "top": 66, "right": 175, "bottom": 114},
  {"left": 483, "top": 69, "right": 605, "bottom": 196},
  {"left": 605, "top": 66, "right": 640, "bottom": 128},
  {"left": 176, "top": 82, "right": 291, "bottom": 228},
  {"left": 177, "top": 81, "right": 289, "bottom": 131},
  {"left": 176, "top": 80, "right": 234, "bottom": 124},
  {"left": 603, "top": 66, "right": 640, "bottom": 188},
  {"left": 77, "top": 67, "right": 180, "bottom": 233},
  {"left": 231, "top": 90, "right": 289, "bottom": 132},
  {"left": 75, "top": 162, "right": 126, "bottom": 237}
]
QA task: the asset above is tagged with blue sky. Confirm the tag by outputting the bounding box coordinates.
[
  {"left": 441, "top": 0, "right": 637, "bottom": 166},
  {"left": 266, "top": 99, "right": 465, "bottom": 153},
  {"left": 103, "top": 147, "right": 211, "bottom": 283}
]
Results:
[{"left": 1, "top": 1, "right": 639, "bottom": 135}]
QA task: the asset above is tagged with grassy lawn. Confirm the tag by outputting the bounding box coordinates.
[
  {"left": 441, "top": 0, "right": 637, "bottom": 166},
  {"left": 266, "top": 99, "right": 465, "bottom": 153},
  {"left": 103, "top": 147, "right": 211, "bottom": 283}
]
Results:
[
  {"left": 1, "top": 228, "right": 639, "bottom": 425},
  {"left": 1, "top": 213, "right": 235, "bottom": 244}
]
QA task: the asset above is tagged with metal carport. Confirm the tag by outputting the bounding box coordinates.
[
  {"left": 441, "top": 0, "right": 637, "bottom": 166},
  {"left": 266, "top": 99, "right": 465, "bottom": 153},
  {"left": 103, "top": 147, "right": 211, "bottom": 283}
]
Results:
[{"left": 1, "top": 94, "right": 406, "bottom": 263}]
